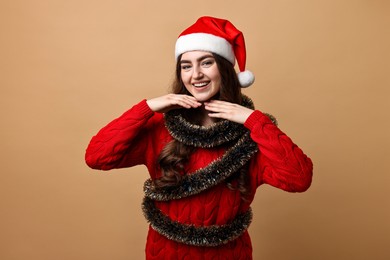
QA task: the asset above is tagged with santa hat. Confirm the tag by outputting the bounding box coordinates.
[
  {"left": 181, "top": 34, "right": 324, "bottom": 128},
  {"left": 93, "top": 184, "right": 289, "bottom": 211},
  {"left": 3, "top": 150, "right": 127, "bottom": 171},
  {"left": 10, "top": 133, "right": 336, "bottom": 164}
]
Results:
[{"left": 175, "top": 16, "right": 255, "bottom": 88}]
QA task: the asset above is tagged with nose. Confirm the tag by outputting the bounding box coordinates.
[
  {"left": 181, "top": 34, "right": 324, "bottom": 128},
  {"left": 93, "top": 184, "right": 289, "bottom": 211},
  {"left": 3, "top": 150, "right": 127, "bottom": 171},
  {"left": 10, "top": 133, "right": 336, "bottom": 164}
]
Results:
[{"left": 192, "top": 66, "right": 203, "bottom": 79}]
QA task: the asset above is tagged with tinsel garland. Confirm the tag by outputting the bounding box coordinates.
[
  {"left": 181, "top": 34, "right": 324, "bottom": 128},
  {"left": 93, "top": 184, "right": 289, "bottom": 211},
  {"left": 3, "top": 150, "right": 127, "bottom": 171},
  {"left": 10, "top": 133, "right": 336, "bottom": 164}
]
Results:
[
  {"left": 164, "top": 95, "right": 255, "bottom": 148},
  {"left": 142, "top": 197, "right": 253, "bottom": 247},
  {"left": 141, "top": 95, "right": 277, "bottom": 247},
  {"left": 143, "top": 132, "right": 258, "bottom": 201}
]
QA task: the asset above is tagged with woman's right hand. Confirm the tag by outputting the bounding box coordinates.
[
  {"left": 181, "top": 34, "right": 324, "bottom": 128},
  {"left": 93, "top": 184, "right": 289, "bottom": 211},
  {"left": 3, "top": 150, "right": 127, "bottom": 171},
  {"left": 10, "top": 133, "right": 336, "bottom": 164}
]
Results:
[{"left": 146, "top": 94, "right": 202, "bottom": 113}]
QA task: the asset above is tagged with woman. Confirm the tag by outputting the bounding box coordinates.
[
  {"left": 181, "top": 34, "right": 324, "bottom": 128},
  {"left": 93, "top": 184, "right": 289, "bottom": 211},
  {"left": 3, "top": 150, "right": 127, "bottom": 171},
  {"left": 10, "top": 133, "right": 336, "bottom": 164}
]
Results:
[{"left": 85, "top": 16, "right": 313, "bottom": 260}]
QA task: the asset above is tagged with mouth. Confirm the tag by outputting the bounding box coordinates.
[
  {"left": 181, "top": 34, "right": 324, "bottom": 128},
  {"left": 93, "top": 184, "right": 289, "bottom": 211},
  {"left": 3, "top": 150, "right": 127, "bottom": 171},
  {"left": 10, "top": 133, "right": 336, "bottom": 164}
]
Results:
[{"left": 192, "top": 81, "right": 210, "bottom": 88}]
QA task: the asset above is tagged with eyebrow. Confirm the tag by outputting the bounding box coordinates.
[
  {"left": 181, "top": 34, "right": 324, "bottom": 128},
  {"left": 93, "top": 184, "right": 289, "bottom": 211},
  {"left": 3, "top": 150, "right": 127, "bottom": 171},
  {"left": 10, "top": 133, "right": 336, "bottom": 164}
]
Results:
[{"left": 180, "top": 54, "right": 214, "bottom": 64}]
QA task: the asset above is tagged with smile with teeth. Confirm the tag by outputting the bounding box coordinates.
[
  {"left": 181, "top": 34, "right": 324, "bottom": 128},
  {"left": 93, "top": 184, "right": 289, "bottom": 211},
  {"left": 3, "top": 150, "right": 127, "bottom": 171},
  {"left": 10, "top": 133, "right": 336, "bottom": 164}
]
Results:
[{"left": 193, "top": 81, "right": 210, "bottom": 88}]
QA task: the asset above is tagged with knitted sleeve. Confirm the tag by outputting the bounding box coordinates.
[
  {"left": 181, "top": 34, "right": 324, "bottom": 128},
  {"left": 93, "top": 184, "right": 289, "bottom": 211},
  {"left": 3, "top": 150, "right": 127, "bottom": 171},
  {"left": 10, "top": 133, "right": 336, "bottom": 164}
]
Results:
[
  {"left": 244, "top": 110, "right": 313, "bottom": 192},
  {"left": 85, "top": 99, "right": 156, "bottom": 170}
]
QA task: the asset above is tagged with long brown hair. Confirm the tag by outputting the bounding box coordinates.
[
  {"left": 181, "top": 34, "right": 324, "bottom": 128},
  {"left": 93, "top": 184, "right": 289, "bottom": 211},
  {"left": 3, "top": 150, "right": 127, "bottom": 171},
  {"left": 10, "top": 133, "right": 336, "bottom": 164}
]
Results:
[{"left": 154, "top": 53, "right": 251, "bottom": 198}]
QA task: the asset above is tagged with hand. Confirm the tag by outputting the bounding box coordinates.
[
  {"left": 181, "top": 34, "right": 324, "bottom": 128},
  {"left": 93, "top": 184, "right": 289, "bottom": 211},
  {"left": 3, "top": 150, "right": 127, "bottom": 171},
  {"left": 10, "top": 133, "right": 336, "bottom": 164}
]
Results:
[
  {"left": 146, "top": 94, "right": 202, "bottom": 113},
  {"left": 205, "top": 100, "right": 254, "bottom": 124}
]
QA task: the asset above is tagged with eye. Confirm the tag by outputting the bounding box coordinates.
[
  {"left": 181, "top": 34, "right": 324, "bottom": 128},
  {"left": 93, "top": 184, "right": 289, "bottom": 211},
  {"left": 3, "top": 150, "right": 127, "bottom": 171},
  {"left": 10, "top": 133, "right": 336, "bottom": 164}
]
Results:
[
  {"left": 180, "top": 64, "right": 192, "bottom": 71},
  {"left": 201, "top": 59, "right": 214, "bottom": 67}
]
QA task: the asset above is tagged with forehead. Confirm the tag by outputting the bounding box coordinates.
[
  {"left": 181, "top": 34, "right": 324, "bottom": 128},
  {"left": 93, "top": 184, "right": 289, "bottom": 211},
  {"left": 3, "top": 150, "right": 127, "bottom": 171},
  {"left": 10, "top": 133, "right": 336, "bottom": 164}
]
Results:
[{"left": 181, "top": 50, "right": 213, "bottom": 61}]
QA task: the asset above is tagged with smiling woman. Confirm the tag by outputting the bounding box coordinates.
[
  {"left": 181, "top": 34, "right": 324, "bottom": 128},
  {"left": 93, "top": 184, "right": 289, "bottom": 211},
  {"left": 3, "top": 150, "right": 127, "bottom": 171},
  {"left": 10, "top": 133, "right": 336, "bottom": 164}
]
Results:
[
  {"left": 85, "top": 16, "right": 313, "bottom": 259},
  {"left": 179, "top": 51, "right": 222, "bottom": 102}
]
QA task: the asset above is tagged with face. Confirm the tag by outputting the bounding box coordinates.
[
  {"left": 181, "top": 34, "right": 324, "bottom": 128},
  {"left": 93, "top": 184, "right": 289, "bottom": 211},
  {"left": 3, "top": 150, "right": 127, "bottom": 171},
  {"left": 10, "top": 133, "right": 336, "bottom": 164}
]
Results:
[{"left": 180, "top": 51, "right": 221, "bottom": 102}]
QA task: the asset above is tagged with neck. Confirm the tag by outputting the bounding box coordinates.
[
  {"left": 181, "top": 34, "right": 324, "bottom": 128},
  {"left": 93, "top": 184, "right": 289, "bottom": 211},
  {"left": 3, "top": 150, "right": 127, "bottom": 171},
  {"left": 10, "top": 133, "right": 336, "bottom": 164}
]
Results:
[{"left": 197, "top": 103, "right": 217, "bottom": 127}]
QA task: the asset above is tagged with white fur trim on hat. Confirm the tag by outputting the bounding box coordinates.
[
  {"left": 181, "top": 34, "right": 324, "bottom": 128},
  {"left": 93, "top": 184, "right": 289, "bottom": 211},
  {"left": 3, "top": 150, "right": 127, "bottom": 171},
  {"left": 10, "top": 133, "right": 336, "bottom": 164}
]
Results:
[
  {"left": 238, "top": 70, "right": 255, "bottom": 88},
  {"left": 175, "top": 33, "right": 235, "bottom": 65}
]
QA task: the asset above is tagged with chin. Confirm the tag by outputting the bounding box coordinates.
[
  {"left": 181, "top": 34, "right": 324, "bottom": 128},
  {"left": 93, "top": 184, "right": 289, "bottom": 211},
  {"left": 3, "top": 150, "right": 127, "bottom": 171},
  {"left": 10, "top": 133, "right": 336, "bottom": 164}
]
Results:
[
  {"left": 194, "top": 97, "right": 208, "bottom": 102},
  {"left": 192, "top": 92, "right": 219, "bottom": 102},
  {"left": 193, "top": 96, "right": 211, "bottom": 102}
]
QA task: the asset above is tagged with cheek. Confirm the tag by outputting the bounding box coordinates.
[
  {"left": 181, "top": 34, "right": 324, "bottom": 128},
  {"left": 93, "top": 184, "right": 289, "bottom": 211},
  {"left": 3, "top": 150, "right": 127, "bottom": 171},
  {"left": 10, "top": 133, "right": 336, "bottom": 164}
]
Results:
[
  {"left": 180, "top": 72, "right": 190, "bottom": 84},
  {"left": 210, "top": 67, "right": 221, "bottom": 82},
  {"left": 212, "top": 73, "right": 222, "bottom": 86}
]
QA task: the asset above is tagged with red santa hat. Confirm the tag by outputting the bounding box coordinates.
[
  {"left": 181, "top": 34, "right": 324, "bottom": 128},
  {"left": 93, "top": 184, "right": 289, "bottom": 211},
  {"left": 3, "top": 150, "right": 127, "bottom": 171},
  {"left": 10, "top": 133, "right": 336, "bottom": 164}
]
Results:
[{"left": 175, "top": 16, "right": 255, "bottom": 88}]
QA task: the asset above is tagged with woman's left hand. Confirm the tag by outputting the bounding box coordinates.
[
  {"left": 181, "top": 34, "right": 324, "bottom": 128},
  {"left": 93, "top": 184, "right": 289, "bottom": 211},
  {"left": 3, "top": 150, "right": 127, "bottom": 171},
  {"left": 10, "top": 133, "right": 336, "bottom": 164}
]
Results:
[{"left": 204, "top": 100, "right": 254, "bottom": 124}]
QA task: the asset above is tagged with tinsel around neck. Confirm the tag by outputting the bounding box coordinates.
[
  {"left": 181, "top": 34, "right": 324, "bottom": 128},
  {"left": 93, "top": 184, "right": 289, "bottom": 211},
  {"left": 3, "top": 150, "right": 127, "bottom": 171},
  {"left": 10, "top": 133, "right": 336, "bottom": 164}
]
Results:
[{"left": 164, "top": 95, "right": 255, "bottom": 148}]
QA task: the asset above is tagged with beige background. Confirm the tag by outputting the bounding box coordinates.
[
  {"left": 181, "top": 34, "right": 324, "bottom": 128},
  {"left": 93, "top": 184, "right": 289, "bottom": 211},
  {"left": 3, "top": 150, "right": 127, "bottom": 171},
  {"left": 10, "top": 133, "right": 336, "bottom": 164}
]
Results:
[{"left": 1, "top": 0, "right": 389, "bottom": 259}]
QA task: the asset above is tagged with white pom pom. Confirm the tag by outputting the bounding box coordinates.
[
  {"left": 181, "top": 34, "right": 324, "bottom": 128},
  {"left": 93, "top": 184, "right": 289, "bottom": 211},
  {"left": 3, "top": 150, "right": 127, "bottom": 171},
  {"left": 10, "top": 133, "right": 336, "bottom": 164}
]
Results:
[{"left": 237, "top": 70, "right": 255, "bottom": 88}]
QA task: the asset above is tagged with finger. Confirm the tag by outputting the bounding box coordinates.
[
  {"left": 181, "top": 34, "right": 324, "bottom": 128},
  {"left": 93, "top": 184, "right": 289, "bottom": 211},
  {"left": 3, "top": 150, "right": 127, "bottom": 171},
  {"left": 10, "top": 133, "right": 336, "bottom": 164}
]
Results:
[
  {"left": 177, "top": 94, "right": 199, "bottom": 102},
  {"left": 183, "top": 95, "right": 200, "bottom": 102},
  {"left": 206, "top": 100, "right": 233, "bottom": 107},
  {"left": 208, "top": 112, "right": 229, "bottom": 120},
  {"left": 208, "top": 112, "right": 223, "bottom": 117},
  {"left": 204, "top": 105, "right": 224, "bottom": 113},
  {"left": 205, "top": 100, "right": 235, "bottom": 110},
  {"left": 166, "top": 96, "right": 190, "bottom": 109},
  {"left": 179, "top": 94, "right": 201, "bottom": 104},
  {"left": 204, "top": 102, "right": 231, "bottom": 113},
  {"left": 180, "top": 96, "right": 202, "bottom": 108},
  {"left": 172, "top": 96, "right": 201, "bottom": 109}
]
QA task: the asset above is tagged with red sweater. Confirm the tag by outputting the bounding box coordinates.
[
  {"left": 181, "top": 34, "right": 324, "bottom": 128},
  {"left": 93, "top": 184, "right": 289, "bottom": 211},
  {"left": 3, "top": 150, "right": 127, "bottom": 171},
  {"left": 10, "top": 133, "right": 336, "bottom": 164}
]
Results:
[{"left": 85, "top": 99, "right": 313, "bottom": 259}]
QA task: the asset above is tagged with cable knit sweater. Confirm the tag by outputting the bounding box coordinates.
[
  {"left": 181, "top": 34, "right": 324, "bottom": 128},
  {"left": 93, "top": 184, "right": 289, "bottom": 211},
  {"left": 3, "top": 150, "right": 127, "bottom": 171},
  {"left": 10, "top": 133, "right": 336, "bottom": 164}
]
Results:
[{"left": 85, "top": 99, "right": 313, "bottom": 259}]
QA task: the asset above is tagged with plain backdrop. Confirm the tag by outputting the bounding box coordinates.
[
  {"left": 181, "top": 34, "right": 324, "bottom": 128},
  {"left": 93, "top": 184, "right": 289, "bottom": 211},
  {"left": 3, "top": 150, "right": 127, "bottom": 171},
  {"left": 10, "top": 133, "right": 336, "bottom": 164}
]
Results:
[{"left": 1, "top": 0, "right": 389, "bottom": 259}]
